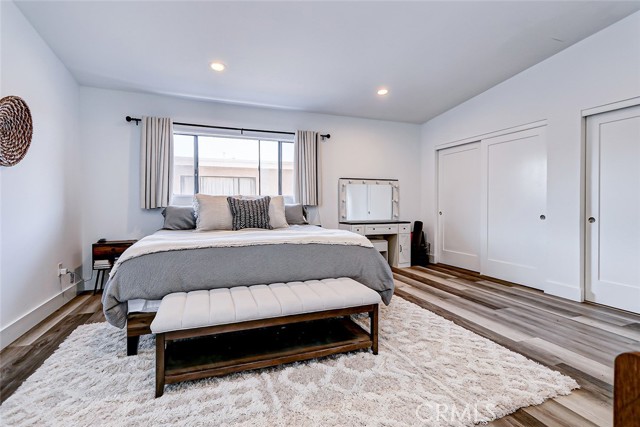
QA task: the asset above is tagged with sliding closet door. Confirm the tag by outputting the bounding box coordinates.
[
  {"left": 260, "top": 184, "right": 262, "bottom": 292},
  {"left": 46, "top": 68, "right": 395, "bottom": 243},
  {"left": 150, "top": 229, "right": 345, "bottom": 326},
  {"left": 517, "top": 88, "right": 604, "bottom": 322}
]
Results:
[
  {"left": 437, "top": 143, "right": 481, "bottom": 271},
  {"left": 586, "top": 105, "right": 640, "bottom": 313},
  {"left": 481, "top": 127, "right": 547, "bottom": 290}
]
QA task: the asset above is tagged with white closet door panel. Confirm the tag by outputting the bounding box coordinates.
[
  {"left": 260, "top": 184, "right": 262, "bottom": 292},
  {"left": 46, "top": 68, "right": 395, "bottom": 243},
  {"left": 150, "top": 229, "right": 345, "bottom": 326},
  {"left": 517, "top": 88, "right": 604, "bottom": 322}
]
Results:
[
  {"left": 586, "top": 105, "right": 640, "bottom": 313},
  {"left": 437, "top": 143, "right": 481, "bottom": 271},
  {"left": 481, "top": 127, "right": 546, "bottom": 289}
]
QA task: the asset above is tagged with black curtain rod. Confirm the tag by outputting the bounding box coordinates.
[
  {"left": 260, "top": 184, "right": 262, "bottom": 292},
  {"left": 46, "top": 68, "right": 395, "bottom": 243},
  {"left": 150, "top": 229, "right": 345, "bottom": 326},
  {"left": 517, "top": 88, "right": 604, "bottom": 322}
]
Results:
[{"left": 125, "top": 116, "right": 330, "bottom": 140}]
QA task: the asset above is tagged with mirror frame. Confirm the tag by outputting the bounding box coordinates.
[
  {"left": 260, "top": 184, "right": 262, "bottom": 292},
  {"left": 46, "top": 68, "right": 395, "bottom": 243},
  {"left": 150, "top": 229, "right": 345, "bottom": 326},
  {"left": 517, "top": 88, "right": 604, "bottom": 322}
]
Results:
[{"left": 338, "top": 178, "right": 399, "bottom": 222}]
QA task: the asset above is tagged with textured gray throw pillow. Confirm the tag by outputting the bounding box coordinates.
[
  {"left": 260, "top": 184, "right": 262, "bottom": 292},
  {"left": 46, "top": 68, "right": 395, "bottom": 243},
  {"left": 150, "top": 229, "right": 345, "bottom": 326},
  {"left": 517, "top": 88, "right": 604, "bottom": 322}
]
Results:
[
  {"left": 162, "top": 206, "right": 196, "bottom": 230},
  {"left": 285, "top": 204, "right": 308, "bottom": 225},
  {"left": 227, "top": 196, "right": 273, "bottom": 230},
  {"left": 240, "top": 195, "right": 289, "bottom": 229}
]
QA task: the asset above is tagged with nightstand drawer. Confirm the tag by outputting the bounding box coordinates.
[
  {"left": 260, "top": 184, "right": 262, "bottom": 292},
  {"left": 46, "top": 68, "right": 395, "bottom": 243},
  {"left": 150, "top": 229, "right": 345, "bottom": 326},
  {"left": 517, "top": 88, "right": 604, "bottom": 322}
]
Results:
[
  {"left": 92, "top": 240, "right": 137, "bottom": 260},
  {"left": 399, "top": 224, "right": 410, "bottom": 233}
]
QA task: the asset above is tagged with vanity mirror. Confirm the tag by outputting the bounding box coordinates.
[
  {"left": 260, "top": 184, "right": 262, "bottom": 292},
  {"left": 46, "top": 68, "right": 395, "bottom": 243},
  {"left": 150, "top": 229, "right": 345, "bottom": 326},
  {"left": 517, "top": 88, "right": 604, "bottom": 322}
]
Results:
[{"left": 339, "top": 178, "right": 399, "bottom": 222}]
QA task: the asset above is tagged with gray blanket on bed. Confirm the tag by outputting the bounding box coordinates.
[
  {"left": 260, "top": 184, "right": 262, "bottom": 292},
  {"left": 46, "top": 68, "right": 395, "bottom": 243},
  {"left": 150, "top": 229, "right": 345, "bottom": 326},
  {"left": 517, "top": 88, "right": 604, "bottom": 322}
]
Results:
[{"left": 102, "top": 244, "right": 394, "bottom": 328}]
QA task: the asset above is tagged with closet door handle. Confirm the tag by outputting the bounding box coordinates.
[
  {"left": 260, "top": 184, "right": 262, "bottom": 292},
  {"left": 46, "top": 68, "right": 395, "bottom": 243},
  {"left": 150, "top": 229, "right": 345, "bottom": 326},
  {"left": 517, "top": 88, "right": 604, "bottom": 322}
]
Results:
[
  {"left": 588, "top": 217, "right": 596, "bottom": 224},
  {"left": 439, "top": 211, "right": 443, "bottom": 215},
  {"left": 539, "top": 215, "right": 546, "bottom": 220}
]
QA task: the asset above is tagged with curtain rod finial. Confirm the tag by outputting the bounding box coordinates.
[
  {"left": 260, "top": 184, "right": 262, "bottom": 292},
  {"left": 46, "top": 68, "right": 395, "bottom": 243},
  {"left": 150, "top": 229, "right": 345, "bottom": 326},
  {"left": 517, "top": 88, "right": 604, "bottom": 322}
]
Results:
[{"left": 126, "top": 116, "right": 141, "bottom": 126}]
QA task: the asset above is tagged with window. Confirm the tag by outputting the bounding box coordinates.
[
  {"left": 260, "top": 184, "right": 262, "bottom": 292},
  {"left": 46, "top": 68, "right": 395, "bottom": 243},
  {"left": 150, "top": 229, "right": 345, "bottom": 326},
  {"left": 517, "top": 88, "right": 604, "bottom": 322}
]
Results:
[{"left": 173, "top": 134, "right": 294, "bottom": 200}]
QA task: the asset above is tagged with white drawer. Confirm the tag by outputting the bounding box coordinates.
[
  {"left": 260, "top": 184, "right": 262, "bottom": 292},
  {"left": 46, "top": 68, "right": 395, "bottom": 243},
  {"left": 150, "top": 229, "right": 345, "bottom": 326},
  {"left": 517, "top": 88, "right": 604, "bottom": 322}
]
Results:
[
  {"left": 351, "top": 225, "right": 365, "bottom": 235},
  {"left": 399, "top": 224, "right": 410, "bottom": 233},
  {"left": 365, "top": 224, "right": 398, "bottom": 235}
]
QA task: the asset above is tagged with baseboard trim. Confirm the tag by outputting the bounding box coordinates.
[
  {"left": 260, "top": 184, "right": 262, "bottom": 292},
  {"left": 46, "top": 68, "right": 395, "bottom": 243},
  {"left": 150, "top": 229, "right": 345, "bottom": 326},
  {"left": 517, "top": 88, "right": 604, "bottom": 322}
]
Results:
[
  {"left": 544, "top": 279, "right": 582, "bottom": 302},
  {"left": 0, "top": 281, "right": 83, "bottom": 350}
]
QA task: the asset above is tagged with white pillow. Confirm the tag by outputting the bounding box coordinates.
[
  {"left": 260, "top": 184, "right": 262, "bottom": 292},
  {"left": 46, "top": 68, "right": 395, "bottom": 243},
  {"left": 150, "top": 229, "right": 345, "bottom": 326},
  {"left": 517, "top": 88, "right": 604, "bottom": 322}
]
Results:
[
  {"left": 194, "top": 194, "right": 233, "bottom": 231},
  {"left": 241, "top": 195, "right": 289, "bottom": 229}
]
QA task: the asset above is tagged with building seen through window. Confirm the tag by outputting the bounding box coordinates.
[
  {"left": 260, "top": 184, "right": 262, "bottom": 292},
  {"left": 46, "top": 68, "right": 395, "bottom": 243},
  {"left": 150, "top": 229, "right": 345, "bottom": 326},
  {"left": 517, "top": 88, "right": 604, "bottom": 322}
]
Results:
[{"left": 173, "top": 134, "right": 294, "bottom": 200}]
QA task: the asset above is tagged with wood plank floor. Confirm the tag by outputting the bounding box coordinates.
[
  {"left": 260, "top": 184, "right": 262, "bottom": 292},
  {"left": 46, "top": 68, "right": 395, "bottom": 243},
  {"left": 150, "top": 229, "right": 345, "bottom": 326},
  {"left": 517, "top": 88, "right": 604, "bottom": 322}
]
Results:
[
  {"left": 1, "top": 265, "right": 638, "bottom": 426},
  {"left": 393, "top": 264, "right": 640, "bottom": 427},
  {"left": 0, "top": 293, "right": 106, "bottom": 404}
]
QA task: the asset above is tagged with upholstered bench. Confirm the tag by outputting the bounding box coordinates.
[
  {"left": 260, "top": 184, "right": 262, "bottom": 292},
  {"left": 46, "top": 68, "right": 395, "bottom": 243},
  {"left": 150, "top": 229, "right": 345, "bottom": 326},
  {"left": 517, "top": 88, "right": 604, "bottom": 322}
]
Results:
[{"left": 151, "top": 277, "right": 381, "bottom": 397}]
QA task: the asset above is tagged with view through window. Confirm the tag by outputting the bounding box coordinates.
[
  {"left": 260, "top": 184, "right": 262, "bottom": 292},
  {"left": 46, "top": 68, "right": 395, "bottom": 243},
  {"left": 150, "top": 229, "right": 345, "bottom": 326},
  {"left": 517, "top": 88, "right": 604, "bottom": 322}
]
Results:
[{"left": 173, "top": 134, "right": 294, "bottom": 200}]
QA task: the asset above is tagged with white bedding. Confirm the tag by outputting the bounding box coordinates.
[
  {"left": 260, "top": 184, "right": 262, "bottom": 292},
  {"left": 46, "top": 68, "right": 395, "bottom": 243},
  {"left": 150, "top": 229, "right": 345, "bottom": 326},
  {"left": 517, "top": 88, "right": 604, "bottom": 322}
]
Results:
[{"left": 111, "top": 225, "right": 372, "bottom": 277}]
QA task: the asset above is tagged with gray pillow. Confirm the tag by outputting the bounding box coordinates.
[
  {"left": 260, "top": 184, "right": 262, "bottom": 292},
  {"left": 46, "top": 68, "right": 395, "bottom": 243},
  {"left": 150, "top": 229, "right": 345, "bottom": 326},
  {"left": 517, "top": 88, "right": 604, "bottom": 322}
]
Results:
[
  {"left": 162, "top": 206, "right": 196, "bottom": 230},
  {"left": 285, "top": 204, "right": 308, "bottom": 225},
  {"left": 227, "top": 196, "right": 273, "bottom": 230}
]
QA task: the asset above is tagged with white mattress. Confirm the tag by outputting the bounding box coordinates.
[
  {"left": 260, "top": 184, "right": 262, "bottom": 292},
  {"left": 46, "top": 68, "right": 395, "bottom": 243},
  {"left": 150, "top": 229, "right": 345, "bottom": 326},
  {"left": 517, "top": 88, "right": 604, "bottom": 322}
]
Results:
[{"left": 127, "top": 299, "right": 161, "bottom": 313}]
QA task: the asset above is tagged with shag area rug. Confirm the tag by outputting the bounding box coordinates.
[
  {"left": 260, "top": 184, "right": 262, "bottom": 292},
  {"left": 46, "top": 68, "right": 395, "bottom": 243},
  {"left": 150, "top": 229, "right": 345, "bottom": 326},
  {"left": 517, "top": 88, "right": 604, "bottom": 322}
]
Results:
[{"left": 1, "top": 298, "right": 578, "bottom": 427}]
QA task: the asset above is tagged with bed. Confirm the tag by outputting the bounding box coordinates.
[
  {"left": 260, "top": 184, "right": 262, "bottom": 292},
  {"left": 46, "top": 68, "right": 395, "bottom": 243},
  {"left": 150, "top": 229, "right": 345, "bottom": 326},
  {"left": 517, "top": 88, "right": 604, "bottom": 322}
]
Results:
[{"left": 102, "top": 225, "right": 395, "bottom": 337}]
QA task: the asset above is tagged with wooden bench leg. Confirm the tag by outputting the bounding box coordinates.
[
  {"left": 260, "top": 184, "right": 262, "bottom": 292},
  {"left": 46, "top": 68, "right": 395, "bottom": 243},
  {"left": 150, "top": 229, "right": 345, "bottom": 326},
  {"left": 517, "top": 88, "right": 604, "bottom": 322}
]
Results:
[
  {"left": 127, "top": 336, "right": 140, "bottom": 356},
  {"left": 155, "top": 333, "right": 166, "bottom": 398},
  {"left": 370, "top": 304, "right": 379, "bottom": 355}
]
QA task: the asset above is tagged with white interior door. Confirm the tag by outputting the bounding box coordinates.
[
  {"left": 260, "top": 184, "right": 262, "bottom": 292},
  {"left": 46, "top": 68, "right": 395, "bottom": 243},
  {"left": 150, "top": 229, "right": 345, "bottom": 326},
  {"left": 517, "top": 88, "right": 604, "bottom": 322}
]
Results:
[
  {"left": 586, "top": 105, "right": 640, "bottom": 313},
  {"left": 481, "top": 127, "right": 547, "bottom": 289},
  {"left": 437, "top": 143, "right": 481, "bottom": 271}
]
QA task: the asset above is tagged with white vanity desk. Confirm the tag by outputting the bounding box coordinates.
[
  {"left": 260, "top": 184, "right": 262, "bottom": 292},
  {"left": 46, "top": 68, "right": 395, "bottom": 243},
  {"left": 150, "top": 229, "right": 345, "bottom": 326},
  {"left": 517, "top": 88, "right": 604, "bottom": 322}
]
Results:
[
  {"left": 338, "top": 178, "right": 411, "bottom": 268},
  {"left": 339, "top": 220, "right": 411, "bottom": 268}
]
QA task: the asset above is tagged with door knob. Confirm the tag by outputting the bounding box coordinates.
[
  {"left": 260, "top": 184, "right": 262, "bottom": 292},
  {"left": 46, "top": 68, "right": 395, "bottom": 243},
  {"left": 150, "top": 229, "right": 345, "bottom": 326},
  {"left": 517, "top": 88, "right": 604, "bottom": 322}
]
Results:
[
  {"left": 439, "top": 211, "right": 442, "bottom": 215},
  {"left": 588, "top": 217, "right": 596, "bottom": 223},
  {"left": 539, "top": 215, "right": 546, "bottom": 220}
]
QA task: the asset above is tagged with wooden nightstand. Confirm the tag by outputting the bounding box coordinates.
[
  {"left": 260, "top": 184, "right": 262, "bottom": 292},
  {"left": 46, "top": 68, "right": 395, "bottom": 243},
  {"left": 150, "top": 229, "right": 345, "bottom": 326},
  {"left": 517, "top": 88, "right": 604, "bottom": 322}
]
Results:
[{"left": 92, "top": 239, "right": 137, "bottom": 294}]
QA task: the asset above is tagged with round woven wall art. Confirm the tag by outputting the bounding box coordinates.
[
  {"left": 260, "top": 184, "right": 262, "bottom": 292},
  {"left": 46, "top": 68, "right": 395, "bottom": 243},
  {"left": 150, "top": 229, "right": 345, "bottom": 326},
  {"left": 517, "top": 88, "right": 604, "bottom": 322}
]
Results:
[{"left": 0, "top": 96, "right": 33, "bottom": 167}]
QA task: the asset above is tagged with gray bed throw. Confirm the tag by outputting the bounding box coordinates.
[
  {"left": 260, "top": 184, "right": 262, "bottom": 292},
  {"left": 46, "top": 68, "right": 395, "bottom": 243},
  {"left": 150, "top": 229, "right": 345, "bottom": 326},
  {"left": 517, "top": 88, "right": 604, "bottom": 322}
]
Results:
[{"left": 102, "top": 244, "right": 394, "bottom": 328}]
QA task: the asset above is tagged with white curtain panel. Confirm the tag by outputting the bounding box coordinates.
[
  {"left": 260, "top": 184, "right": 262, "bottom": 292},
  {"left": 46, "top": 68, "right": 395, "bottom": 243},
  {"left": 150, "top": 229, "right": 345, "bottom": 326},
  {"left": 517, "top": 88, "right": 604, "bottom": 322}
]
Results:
[
  {"left": 294, "top": 130, "right": 319, "bottom": 206},
  {"left": 140, "top": 116, "right": 173, "bottom": 209}
]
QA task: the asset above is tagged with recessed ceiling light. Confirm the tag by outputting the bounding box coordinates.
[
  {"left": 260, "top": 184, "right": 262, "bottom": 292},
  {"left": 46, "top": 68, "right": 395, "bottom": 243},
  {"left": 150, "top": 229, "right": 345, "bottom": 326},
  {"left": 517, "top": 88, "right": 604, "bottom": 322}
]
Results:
[
  {"left": 377, "top": 88, "right": 389, "bottom": 96},
  {"left": 210, "top": 62, "right": 226, "bottom": 72}
]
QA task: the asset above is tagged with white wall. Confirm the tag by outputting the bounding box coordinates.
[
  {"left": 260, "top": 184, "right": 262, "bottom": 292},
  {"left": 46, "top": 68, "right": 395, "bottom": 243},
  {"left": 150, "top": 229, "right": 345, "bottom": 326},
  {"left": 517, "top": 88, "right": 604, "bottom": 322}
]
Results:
[
  {"left": 420, "top": 12, "right": 640, "bottom": 300},
  {"left": 0, "top": 1, "right": 82, "bottom": 348},
  {"left": 79, "top": 87, "right": 422, "bottom": 281}
]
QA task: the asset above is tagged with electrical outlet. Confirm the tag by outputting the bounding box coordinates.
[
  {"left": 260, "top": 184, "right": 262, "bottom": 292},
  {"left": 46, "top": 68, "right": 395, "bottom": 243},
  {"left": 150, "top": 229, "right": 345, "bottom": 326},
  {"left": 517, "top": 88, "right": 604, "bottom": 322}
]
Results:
[{"left": 57, "top": 262, "right": 63, "bottom": 277}]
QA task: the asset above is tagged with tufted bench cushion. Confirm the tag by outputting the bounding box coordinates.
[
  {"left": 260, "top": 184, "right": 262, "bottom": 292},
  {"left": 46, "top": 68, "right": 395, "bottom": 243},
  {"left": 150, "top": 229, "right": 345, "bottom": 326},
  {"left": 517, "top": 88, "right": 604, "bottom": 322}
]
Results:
[{"left": 150, "top": 277, "right": 382, "bottom": 334}]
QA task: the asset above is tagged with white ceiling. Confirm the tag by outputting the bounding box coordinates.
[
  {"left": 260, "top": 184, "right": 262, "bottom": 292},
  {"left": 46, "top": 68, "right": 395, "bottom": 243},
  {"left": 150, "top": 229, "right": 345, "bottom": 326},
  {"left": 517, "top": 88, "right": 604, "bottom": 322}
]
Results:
[{"left": 15, "top": 1, "right": 640, "bottom": 124}]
